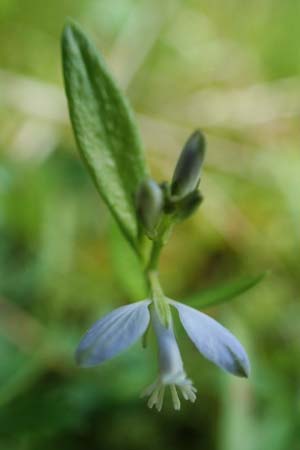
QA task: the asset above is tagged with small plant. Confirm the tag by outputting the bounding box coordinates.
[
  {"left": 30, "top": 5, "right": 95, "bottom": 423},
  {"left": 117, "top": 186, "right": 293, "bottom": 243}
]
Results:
[{"left": 61, "top": 22, "right": 264, "bottom": 411}]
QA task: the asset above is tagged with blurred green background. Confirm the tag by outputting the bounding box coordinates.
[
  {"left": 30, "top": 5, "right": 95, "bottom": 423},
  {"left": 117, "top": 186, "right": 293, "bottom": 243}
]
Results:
[{"left": 1, "top": 0, "right": 300, "bottom": 449}]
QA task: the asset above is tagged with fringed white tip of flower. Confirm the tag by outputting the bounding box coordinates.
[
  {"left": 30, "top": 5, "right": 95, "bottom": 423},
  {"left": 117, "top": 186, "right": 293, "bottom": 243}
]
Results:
[
  {"left": 144, "top": 307, "right": 197, "bottom": 411},
  {"left": 141, "top": 374, "right": 197, "bottom": 412}
]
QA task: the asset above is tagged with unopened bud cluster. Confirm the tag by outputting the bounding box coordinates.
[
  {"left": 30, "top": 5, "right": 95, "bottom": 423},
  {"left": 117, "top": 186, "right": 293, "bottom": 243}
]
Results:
[{"left": 136, "top": 130, "right": 206, "bottom": 239}]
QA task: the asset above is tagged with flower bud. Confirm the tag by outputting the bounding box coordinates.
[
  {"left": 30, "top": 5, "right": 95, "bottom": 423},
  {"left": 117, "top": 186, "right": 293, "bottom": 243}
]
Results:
[
  {"left": 171, "top": 130, "right": 206, "bottom": 198},
  {"left": 136, "top": 179, "right": 163, "bottom": 236},
  {"left": 175, "top": 191, "right": 203, "bottom": 221}
]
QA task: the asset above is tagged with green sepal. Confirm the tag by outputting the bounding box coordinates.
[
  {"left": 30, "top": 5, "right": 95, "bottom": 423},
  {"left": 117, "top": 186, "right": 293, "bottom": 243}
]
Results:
[{"left": 173, "top": 190, "right": 203, "bottom": 222}]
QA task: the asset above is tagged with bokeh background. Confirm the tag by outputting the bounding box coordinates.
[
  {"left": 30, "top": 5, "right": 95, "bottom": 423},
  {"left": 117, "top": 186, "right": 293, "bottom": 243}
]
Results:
[{"left": 1, "top": 0, "right": 300, "bottom": 449}]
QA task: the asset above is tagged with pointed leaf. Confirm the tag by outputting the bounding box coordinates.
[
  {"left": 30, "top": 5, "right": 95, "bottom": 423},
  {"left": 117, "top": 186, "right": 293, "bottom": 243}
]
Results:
[
  {"left": 76, "top": 300, "right": 151, "bottom": 367},
  {"left": 184, "top": 272, "right": 267, "bottom": 308},
  {"left": 61, "top": 22, "right": 148, "bottom": 250},
  {"left": 170, "top": 300, "right": 250, "bottom": 377}
]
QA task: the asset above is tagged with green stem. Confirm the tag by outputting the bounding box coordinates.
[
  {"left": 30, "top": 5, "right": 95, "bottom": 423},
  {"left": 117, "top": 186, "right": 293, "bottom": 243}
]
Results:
[
  {"left": 146, "top": 239, "right": 164, "bottom": 272},
  {"left": 142, "top": 215, "right": 175, "bottom": 326},
  {"left": 144, "top": 214, "right": 174, "bottom": 273}
]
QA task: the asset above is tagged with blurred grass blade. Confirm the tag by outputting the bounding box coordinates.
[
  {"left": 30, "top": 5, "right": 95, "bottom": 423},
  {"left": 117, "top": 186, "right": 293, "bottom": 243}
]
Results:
[
  {"left": 61, "top": 21, "right": 148, "bottom": 251},
  {"left": 109, "top": 221, "right": 147, "bottom": 302},
  {"left": 185, "top": 272, "right": 267, "bottom": 308}
]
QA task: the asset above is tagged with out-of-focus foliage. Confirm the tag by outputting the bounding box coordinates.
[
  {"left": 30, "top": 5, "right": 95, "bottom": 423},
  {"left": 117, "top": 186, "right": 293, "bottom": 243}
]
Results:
[
  {"left": 185, "top": 271, "right": 267, "bottom": 308},
  {"left": 0, "top": 1, "right": 299, "bottom": 449}
]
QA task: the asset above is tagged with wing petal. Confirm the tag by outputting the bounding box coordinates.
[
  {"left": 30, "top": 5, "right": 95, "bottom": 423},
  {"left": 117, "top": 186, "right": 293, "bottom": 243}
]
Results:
[
  {"left": 76, "top": 300, "right": 151, "bottom": 367},
  {"left": 170, "top": 300, "right": 250, "bottom": 377}
]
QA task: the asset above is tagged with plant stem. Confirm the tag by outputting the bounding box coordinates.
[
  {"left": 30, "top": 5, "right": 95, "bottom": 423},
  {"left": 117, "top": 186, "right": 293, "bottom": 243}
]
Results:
[
  {"left": 146, "top": 239, "right": 164, "bottom": 272},
  {"left": 142, "top": 215, "right": 174, "bottom": 326}
]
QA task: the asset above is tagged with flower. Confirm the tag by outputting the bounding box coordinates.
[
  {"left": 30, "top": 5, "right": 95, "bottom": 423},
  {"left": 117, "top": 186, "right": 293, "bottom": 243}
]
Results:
[{"left": 75, "top": 296, "right": 250, "bottom": 411}]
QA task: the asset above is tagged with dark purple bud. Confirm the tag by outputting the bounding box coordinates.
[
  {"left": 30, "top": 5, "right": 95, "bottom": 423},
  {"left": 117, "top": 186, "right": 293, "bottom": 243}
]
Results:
[{"left": 171, "top": 130, "right": 206, "bottom": 198}]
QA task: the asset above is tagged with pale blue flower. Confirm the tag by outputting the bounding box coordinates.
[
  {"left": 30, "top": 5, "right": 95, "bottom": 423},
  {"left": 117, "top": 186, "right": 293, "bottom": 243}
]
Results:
[{"left": 76, "top": 298, "right": 250, "bottom": 411}]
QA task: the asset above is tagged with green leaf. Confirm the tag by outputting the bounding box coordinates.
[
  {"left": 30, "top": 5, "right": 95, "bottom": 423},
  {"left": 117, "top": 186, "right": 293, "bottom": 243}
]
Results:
[
  {"left": 61, "top": 21, "right": 148, "bottom": 251},
  {"left": 184, "top": 271, "right": 268, "bottom": 308}
]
